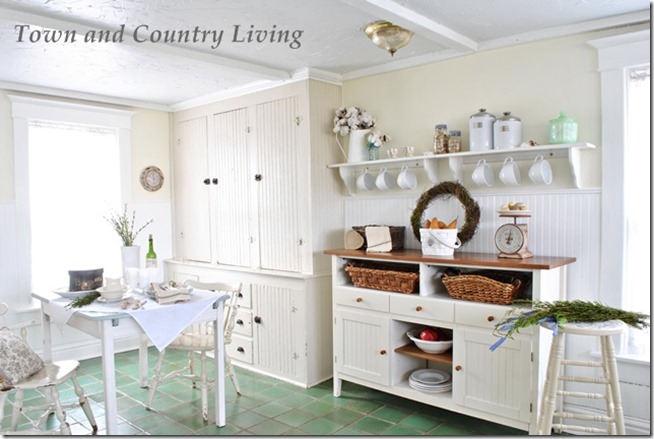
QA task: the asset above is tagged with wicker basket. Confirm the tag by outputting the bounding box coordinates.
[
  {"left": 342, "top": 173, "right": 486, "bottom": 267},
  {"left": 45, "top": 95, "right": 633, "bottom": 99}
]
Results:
[
  {"left": 441, "top": 272, "right": 523, "bottom": 305},
  {"left": 345, "top": 261, "right": 418, "bottom": 294},
  {"left": 352, "top": 225, "right": 405, "bottom": 251}
]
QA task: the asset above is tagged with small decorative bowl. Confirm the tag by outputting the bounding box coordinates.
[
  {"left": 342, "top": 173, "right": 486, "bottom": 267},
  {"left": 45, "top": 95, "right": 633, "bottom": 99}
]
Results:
[
  {"left": 97, "top": 286, "right": 127, "bottom": 301},
  {"left": 407, "top": 330, "right": 453, "bottom": 354}
]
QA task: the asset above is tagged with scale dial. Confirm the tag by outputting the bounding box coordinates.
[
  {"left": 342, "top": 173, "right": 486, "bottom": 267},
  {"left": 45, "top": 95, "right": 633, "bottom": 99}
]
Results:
[{"left": 495, "top": 223, "right": 526, "bottom": 255}]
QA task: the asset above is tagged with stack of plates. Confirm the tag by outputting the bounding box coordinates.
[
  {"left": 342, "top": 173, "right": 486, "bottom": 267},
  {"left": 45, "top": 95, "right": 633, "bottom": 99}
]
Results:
[{"left": 409, "top": 369, "right": 452, "bottom": 393}]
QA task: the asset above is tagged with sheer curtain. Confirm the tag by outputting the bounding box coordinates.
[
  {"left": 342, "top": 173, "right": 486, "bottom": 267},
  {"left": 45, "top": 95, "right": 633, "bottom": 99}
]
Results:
[{"left": 28, "top": 121, "right": 122, "bottom": 292}]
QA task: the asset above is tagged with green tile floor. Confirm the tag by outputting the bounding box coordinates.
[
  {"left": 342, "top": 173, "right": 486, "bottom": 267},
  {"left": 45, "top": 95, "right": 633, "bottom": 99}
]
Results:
[{"left": 3, "top": 347, "right": 527, "bottom": 435}]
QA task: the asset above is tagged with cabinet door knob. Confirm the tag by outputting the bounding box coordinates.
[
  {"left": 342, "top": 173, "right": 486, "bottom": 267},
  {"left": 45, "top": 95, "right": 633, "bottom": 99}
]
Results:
[
  {"left": 415, "top": 306, "right": 423, "bottom": 312},
  {"left": 254, "top": 316, "right": 262, "bottom": 324},
  {"left": 212, "top": 178, "right": 218, "bottom": 185},
  {"left": 356, "top": 297, "right": 363, "bottom": 303},
  {"left": 487, "top": 315, "right": 495, "bottom": 322},
  {"left": 237, "top": 347, "right": 245, "bottom": 353},
  {"left": 380, "top": 350, "right": 387, "bottom": 355},
  {"left": 255, "top": 174, "right": 262, "bottom": 181},
  {"left": 455, "top": 365, "right": 462, "bottom": 372},
  {"left": 236, "top": 319, "right": 243, "bottom": 325},
  {"left": 203, "top": 178, "right": 210, "bottom": 185}
]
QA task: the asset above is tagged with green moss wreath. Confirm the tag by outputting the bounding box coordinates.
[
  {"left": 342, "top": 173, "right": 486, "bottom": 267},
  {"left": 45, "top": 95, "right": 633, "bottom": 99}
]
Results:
[{"left": 410, "top": 181, "right": 480, "bottom": 246}]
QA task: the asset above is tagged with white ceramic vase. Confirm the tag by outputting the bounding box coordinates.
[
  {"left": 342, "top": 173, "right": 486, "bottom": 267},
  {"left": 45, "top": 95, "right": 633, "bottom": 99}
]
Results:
[
  {"left": 336, "top": 129, "right": 371, "bottom": 163},
  {"left": 120, "top": 245, "right": 140, "bottom": 279}
]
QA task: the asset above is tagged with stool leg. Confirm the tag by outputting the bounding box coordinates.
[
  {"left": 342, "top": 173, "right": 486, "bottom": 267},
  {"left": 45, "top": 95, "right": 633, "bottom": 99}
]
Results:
[
  {"left": 601, "top": 335, "right": 625, "bottom": 435},
  {"left": 538, "top": 333, "right": 565, "bottom": 435}
]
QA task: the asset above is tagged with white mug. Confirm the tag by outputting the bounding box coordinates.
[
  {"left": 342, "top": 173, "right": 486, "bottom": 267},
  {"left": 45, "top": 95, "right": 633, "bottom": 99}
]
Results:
[
  {"left": 376, "top": 168, "right": 395, "bottom": 191},
  {"left": 499, "top": 156, "right": 521, "bottom": 185},
  {"left": 528, "top": 154, "right": 553, "bottom": 185},
  {"left": 356, "top": 168, "right": 375, "bottom": 191},
  {"left": 471, "top": 159, "right": 494, "bottom": 186},
  {"left": 397, "top": 166, "right": 417, "bottom": 190}
]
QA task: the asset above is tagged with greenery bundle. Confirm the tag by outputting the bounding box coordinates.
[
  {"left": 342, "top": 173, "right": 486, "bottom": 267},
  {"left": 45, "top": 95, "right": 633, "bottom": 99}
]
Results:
[
  {"left": 490, "top": 299, "right": 650, "bottom": 351},
  {"left": 104, "top": 204, "right": 153, "bottom": 247}
]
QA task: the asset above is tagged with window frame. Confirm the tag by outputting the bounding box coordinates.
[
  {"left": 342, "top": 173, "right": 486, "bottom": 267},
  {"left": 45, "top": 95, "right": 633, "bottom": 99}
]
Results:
[
  {"left": 588, "top": 30, "right": 650, "bottom": 359},
  {"left": 9, "top": 95, "right": 134, "bottom": 304}
]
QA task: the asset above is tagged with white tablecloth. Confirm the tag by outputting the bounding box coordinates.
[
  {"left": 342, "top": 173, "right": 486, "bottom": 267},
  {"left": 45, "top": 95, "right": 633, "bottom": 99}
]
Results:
[{"left": 48, "top": 289, "right": 219, "bottom": 351}]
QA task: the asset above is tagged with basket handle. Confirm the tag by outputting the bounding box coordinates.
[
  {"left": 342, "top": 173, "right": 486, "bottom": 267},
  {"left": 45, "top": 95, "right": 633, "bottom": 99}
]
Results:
[{"left": 430, "top": 230, "right": 462, "bottom": 249}]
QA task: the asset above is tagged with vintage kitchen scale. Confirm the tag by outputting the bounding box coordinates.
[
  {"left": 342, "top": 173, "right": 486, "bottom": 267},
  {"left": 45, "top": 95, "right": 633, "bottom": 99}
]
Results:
[{"left": 495, "top": 208, "right": 533, "bottom": 259}]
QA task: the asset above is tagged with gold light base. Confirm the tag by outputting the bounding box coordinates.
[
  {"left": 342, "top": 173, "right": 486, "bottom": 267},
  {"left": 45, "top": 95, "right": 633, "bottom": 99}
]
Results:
[{"left": 364, "top": 20, "right": 414, "bottom": 56}]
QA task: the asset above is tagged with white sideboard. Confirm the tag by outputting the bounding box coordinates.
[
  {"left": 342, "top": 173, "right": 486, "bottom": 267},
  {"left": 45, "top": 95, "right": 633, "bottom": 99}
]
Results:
[{"left": 324, "top": 249, "right": 576, "bottom": 433}]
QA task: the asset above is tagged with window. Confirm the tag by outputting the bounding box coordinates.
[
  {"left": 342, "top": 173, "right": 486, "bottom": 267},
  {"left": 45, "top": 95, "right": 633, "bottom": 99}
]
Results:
[
  {"left": 589, "top": 30, "right": 650, "bottom": 360},
  {"left": 10, "top": 95, "right": 133, "bottom": 301}
]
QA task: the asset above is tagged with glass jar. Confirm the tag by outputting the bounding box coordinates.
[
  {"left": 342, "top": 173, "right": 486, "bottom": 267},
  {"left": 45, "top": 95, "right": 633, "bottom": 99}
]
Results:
[
  {"left": 448, "top": 130, "right": 461, "bottom": 153},
  {"left": 548, "top": 112, "right": 578, "bottom": 144},
  {"left": 433, "top": 124, "right": 449, "bottom": 154}
]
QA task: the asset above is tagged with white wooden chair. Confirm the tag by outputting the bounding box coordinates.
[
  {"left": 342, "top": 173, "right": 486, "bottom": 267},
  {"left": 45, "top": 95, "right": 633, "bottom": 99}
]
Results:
[
  {"left": 145, "top": 280, "right": 243, "bottom": 422},
  {"left": 0, "top": 303, "right": 97, "bottom": 435}
]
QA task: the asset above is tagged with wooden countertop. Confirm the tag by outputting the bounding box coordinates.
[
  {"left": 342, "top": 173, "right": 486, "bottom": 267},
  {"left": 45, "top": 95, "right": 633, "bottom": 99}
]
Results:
[{"left": 323, "top": 249, "right": 576, "bottom": 270}]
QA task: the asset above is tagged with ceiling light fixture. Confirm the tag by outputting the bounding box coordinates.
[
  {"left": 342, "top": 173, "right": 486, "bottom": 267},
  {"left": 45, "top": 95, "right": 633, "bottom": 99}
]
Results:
[{"left": 364, "top": 20, "right": 414, "bottom": 56}]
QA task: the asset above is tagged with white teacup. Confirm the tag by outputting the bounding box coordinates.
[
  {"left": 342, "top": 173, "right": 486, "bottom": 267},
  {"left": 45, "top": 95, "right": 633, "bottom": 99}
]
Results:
[
  {"left": 376, "top": 168, "right": 395, "bottom": 191},
  {"left": 471, "top": 159, "right": 494, "bottom": 186},
  {"left": 499, "top": 156, "right": 521, "bottom": 185},
  {"left": 528, "top": 154, "right": 553, "bottom": 185},
  {"left": 104, "top": 277, "right": 123, "bottom": 292},
  {"left": 356, "top": 169, "right": 375, "bottom": 191},
  {"left": 397, "top": 166, "right": 417, "bottom": 190}
]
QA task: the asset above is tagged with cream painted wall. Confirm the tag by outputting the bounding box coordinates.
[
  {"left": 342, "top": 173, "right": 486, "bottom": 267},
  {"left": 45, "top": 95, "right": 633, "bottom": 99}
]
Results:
[{"left": 340, "top": 29, "right": 636, "bottom": 189}]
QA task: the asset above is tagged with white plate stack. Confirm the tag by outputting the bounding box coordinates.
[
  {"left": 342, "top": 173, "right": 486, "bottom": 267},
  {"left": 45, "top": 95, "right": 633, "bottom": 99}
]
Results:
[{"left": 409, "top": 369, "right": 452, "bottom": 393}]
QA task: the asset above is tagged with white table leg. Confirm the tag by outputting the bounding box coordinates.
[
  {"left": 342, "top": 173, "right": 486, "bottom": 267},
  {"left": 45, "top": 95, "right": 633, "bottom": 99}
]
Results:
[
  {"left": 214, "top": 301, "right": 226, "bottom": 427},
  {"left": 139, "top": 333, "right": 149, "bottom": 388},
  {"left": 100, "top": 320, "right": 118, "bottom": 435}
]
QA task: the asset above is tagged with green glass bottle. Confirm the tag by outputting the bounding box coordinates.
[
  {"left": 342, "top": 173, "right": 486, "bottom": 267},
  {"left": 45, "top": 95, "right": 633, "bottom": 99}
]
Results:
[{"left": 145, "top": 234, "right": 158, "bottom": 268}]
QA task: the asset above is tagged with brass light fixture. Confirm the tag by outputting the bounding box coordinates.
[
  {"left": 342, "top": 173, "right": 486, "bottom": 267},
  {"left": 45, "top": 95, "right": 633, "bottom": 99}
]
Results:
[{"left": 364, "top": 20, "right": 414, "bottom": 56}]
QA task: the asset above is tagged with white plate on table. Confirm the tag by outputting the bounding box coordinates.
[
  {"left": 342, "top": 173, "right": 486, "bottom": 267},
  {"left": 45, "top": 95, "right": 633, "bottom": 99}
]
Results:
[
  {"left": 97, "top": 293, "right": 132, "bottom": 304},
  {"left": 409, "top": 369, "right": 451, "bottom": 386},
  {"left": 53, "top": 287, "right": 97, "bottom": 299}
]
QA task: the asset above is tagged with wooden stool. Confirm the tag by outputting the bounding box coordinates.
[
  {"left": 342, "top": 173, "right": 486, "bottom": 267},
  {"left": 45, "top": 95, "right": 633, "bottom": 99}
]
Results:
[{"left": 537, "top": 320, "right": 627, "bottom": 435}]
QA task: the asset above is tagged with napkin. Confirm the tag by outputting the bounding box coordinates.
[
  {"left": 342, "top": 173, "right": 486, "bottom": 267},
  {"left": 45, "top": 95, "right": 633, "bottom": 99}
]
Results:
[{"left": 365, "top": 226, "right": 392, "bottom": 252}]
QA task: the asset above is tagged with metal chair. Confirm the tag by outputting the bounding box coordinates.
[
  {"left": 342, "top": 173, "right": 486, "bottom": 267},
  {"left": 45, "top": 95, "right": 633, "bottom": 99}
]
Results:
[
  {"left": 0, "top": 303, "right": 97, "bottom": 435},
  {"left": 146, "top": 280, "right": 243, "bottom": 422}
]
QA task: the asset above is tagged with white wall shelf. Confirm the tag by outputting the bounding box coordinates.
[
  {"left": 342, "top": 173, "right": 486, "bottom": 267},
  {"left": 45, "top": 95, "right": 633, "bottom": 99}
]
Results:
[{"left": 327, "top": 143, "right": 595, "bottom": 195}]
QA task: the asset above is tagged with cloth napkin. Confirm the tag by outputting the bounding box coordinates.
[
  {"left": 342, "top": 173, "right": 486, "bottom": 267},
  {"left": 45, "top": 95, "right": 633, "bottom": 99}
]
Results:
[
  {"left": 365, "top": 226, "right": 392, "bottom": 252},
  {"left": 47, "top": 290, "right": 221, "bottom": 351}
]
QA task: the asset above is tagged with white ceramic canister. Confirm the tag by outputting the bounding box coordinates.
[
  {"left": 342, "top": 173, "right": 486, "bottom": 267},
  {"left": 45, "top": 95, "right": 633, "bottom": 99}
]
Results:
[
  {"left": 469, "top": 108, "right": 496, "bottom": 152},
  {"left": 493, "top": 111, "right": 522, "bottom": 149}
]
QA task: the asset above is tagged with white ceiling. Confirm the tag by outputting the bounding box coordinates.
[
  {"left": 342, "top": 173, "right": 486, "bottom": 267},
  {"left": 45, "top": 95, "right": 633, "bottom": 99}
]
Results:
[{"left": 0, "top": 0, "right": 649, "bottom": 110}]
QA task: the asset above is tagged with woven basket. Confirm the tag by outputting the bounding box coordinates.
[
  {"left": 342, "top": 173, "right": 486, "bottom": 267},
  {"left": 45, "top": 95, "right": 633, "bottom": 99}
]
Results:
[
  {"left": 352, "top": 225, "right": 405, "bottom": 251},
  {"left": 345, "top": 261, "right": 418, "bottom": 294},
  {"left": 441, "top": 273, "right": 522, "bottom": 305}
]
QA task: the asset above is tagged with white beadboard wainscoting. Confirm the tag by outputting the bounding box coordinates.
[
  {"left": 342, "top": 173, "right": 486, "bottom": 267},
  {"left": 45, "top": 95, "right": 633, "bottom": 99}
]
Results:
[{"left": 343, "top": 188, "right": 649, "bottom": 434}]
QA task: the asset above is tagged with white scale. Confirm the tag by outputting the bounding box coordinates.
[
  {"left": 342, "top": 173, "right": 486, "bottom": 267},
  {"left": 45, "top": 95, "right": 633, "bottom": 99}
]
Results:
[{"left": 495, "top": 210, "right": 533, "bottom": 259}]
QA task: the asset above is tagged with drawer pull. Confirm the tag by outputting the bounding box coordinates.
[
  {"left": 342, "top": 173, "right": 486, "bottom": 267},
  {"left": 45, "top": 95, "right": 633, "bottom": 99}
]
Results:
[
  {"left": 455, "top": 365, "right": 462, "bottom": 372},
  {"left": 254, "top": 316, "right": 262, "bottom": 324},
  {"left": 237, "top": 347, "right": 245, "bottom": 353},
  {"left": 236, "top": 319, "right": 244, "bottom": 325},
  {"left": 487, "top": 315, "right": 495, "bottom": 322},
  {"left": 380, "top": 350, "right": 387, "bottom": 355},
  {"left": 356, "top": 297, "right": 363, "bottom": 303},
  {"left": 415, "top": 306, "right": 423, "bottom": 312}
]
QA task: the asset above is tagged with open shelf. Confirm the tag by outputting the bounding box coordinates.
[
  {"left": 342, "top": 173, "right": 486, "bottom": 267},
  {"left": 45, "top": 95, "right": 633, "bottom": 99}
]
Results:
[{"left": 395, "top": 343, "right": 453, "bottom": 365}]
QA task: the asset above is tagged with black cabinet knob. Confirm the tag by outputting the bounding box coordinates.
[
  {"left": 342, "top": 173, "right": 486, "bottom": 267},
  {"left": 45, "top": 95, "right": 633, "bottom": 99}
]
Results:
[
  {"left": 237, "top": 347, "right": 245, "bottom": 353},
  {"left": 236, "top": 319, "right": 243, "bottom": 325},
  {"left": 212, "top": 178, "right": 218, "bottom": 185},
  {"left": 203, "top": 178, "right": 211, "bottom": 185},
  {"left": 254, "top": 316, "right": 262, "bottom": 324},
  {"left": 254, "top": 174, "right": 262, "bottom": 181}
]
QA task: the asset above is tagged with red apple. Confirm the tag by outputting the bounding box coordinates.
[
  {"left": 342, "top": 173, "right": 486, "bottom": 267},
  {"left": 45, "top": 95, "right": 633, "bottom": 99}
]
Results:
[{"left": 419, "top": 328, "right": 439, "bottom": 341}]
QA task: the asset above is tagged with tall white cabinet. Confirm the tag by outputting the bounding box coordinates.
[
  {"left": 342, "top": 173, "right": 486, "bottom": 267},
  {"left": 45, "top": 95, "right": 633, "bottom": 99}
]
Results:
[{"left": 168, "top": 79, "right": 343, "bottom": 386}]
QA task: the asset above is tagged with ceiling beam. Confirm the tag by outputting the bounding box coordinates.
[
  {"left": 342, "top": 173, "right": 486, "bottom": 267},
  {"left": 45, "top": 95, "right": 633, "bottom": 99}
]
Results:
[
  {"left": 0, "top": 6, "right": 290, "bottom": 81},
  {"left": 342, "top": 0, "right": 478, "bottom": 52}
]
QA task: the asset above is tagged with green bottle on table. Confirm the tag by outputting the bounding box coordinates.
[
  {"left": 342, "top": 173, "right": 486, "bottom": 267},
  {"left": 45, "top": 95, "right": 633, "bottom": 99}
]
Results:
[{"left": 145, "top": 234, "right": 158, "bottom": 268}]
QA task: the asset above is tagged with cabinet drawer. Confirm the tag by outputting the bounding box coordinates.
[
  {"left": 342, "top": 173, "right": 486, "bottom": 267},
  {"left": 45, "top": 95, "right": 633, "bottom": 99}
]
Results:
[
  {"left": 455, "top": 302, "right": 511, "bottom": 329},
  {"left": 334, "top": 288, "right": 389, "bottom": 313},
  {"left": 237, "top": 287, "right": 252, "bottom": 309},
  {"left": 232, "top": 308, "right": 252, "bottom": 337},
  {"left": 390, "top": 295, "right": 454, "bottom": 322},
  {"left": 227, "top": 335, "right": 253, "bottom": 364}
]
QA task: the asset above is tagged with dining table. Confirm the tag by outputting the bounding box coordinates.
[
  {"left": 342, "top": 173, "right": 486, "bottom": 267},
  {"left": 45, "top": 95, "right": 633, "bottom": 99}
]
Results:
[{"left": 31, "top": 287, "right": 229, "bottom": 435}]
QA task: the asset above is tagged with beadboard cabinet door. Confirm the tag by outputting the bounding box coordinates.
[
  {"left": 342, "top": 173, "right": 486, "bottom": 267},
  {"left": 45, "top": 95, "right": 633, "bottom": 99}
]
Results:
[{"left": 173, "top": 116, "right": 211, "bottom": 263}]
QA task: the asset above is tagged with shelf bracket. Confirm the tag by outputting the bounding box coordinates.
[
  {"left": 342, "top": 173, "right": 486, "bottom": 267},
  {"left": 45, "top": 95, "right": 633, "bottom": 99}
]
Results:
[
  {"left": 568, "top": 146, "right": 582, "bottom": 188},
  {"left": 338, "top": 167, "right": 357, "bottom": 196},
  {"left": 423, "top": 158, "right": 439, "bottom": 183},
  {"left": 448, "top": 156, "right": 464, "bottom": 183}
]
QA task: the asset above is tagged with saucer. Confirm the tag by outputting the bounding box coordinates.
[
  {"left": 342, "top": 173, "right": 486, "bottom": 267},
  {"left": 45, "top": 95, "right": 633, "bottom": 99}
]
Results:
[
  {"left": 53, "top": 287, "right": 97, "bottom": 299},
  {"left": 97, "top": 286, "right": 128, "bottom": 295},
  {"left": 97, "top": 293, "right": 132, "bottom": 303}
]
